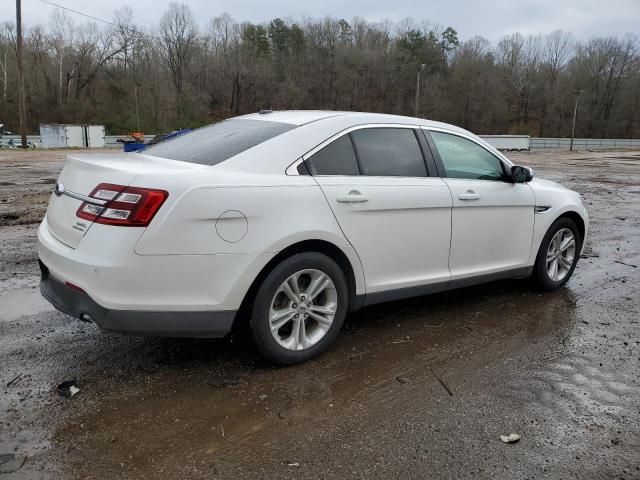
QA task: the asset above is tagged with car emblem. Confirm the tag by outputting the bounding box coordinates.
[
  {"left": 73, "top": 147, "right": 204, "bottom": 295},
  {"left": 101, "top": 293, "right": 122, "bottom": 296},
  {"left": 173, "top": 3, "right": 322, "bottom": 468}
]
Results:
[{"left": 54, "top": 182, "right": 65, "bottom": 197}]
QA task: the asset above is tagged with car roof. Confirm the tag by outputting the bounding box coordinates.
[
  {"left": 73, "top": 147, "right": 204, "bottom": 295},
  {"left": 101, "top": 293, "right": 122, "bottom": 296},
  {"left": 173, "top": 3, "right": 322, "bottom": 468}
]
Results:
[
  {"left": 236, "top": 110, "right": 463, "bottom": 131},
  {"left": 221, "top": 110, "right": 512, "bottom": 174},
  {"left": 237, "top": 110, "right": 349, "bottom": 126}
]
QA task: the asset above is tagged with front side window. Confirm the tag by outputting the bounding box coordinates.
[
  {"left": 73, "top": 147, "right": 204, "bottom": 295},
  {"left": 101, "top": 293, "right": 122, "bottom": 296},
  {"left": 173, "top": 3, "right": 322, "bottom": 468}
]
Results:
[
  {"left": 306, "top": 134, "right": 360, "bottom": 176},
  {"left": 143, "top": 119, "right": 296, "bottom": 166},
  {"left": 430, "top": 131, "right": 505, "bottom": 180},
  {"left": 350, "top": 128, "right": 427, "bottom": 177}
]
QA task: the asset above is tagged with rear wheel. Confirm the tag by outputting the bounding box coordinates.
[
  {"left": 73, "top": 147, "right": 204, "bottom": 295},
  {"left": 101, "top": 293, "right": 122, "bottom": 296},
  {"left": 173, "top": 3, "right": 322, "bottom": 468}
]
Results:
[
  {"left": 249, "top": 252, "right": 348, "bottom": 365},
  {"left": 533, "top": 217, "right": 581, "bottom": 290}
]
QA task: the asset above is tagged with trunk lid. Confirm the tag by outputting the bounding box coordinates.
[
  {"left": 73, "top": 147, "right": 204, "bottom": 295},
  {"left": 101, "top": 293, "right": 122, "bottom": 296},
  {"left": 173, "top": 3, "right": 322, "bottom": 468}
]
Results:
[{"left": 46, "top": 152, "right": 200, "bottom": 248}]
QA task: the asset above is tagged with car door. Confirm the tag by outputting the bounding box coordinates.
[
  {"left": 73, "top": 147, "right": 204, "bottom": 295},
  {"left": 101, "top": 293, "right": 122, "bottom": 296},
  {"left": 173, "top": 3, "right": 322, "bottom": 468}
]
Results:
[
  {"left": 302, "top": 125, "right": 452, "bottom": 296},
  {"left": 425, "top": 129, "right": 535, "bottom": 280}
]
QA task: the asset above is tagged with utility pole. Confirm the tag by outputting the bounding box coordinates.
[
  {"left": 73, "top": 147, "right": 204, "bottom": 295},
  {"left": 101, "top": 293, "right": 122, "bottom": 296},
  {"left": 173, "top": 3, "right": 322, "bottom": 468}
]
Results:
[
  {"left": 569, "top": 89, "right": 583, "bottom": 152},
  {"left": 16, "top": 0, "right": 28, "bottom": 149},
  {"left": 414, "top": 63, "right": 426, "bottom": 118}
]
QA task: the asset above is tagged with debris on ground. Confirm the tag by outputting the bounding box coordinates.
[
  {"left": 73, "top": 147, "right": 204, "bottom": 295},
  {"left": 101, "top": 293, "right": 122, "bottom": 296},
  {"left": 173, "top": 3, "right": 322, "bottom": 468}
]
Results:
[
  {"left": 57, "top": 380, "right": 80, "bottom": 398},
  {"left": 6, "top": 373, "right": 23, "bottom": 386},
  {"left": 0, "top": 454, "right": 27, "bottom": 474},
  {"left": 614, "top": 260, "right": 638, "bottom": 268},
  {"left": 500, "top": 433, "right": 521, "bottom": 444},
  {"left": 396, "top": 375, "right": 411, "bottom": 384},
  {"left": 206, "top": 376, "right": 241, "bottom": 388},
  {"left": 430, "top": 368, "right": 453, "bottom": 396}
]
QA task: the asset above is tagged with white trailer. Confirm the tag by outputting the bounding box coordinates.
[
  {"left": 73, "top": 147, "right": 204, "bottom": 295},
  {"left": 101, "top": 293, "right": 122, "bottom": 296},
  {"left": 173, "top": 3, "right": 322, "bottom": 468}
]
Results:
[
  {"left": 39, "top": 124, "right": 105, "bottom": 148},
  {"left": 480, "top": 135, "right": 530, "bottom": 151},
  {"left": 87, "top": 126, "right": 105, "bottom": 147},
  {"left": 65, "top": 125, "right": 84, "bottom": 147},
  {"left": 40, "top": 124, "right": 66, "bottom": 148}
]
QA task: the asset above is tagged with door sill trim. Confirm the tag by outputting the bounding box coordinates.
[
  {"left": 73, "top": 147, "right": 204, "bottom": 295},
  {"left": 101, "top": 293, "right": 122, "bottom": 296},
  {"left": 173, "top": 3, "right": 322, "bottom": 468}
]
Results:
[{"left": 360, "top": 266, "right": 533, "bottom": 307}]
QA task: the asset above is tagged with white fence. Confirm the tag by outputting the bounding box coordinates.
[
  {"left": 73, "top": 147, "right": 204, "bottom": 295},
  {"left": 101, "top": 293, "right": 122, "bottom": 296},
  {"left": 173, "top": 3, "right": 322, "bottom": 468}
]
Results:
[
  {"left": 529, "top": 137, "right": 640, "bottom": 150},
  {"left": 104, "top": 135, "right": 124, "bottom": 147},
  {"left": 2, "top": 134, "right": 640, "bottom": 151},
  {"left": 481, "top": 135, "right": 530, "bottom": 151},
  {"left": 0, "top": 135, "right": 41, "bottom": 147}
]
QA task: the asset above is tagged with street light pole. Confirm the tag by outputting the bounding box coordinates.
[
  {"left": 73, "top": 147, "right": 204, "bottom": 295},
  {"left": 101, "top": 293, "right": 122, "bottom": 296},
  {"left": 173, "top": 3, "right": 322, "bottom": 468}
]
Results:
[
  {"left": 414, "top": 63, "right": 426, "bottom": 118},
  {"left": 569, "top": 89, "right": 583, "bottom": 152},
  {"left": 16, "top": 0, "right": 28, "bottom": 149}
]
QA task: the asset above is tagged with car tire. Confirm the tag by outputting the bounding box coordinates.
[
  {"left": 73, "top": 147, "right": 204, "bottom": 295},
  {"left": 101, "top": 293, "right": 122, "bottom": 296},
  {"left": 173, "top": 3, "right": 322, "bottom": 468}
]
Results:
[
  {"left": 249, "top": 252, "right": 349, "bottom": 365},
  {"left": 533, "top": 217, "right": 581, "bottom": 291}
]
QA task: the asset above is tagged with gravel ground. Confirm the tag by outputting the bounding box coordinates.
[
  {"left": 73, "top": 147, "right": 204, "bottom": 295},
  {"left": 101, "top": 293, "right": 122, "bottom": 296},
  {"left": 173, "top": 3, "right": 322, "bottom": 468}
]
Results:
[{"left": 0, "top": 148, "right": 639, "bottom": 479}]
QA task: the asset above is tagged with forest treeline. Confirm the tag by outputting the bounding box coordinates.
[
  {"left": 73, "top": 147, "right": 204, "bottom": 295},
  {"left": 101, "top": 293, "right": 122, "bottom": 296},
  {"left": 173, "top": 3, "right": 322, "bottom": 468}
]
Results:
[{"left": 0, "top": 3, "right": 639, "bottom": 137}]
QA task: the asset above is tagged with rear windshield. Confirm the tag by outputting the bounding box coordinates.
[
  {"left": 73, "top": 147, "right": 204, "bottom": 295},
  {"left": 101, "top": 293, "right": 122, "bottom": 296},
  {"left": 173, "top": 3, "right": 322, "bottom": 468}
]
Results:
[{"left": 142, "top": 119, "right": 296, "bottom": 165}]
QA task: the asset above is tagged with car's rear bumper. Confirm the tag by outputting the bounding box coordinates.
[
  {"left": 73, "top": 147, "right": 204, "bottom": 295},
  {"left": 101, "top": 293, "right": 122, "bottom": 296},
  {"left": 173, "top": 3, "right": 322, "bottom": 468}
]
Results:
[
  {"left": 39, "top": 260, "right": 236, "bottom": 337},
  {"left": 37, "top": 215, "right": 272, "bottom": 313}
]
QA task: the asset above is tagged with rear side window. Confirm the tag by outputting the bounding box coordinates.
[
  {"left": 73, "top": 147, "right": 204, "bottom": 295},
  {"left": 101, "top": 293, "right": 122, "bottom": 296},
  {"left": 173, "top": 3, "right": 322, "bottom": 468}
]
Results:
[
  {"left": 351, "top": 128, "right": 427, "bottom": 177},
  {"left": 306, "top": 134, "right": 360, "bottom": 176},
  {"left": 142, "top": 119, "right": 296, "bottom": 166}
]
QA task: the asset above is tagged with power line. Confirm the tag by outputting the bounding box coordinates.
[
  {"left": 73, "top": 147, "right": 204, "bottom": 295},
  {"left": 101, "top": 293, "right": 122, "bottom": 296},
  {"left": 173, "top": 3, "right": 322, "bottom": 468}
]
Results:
[
  {"left": 41, "top": 0, "right": 118, "bottom": 27},
  {"left": 39, "top": 0, "right": 160, "bottom": 41}
]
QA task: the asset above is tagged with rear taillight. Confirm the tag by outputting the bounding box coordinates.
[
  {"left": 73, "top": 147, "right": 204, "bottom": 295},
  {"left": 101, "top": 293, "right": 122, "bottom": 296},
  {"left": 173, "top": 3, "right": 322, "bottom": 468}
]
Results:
[{"left": 76, "top": 183, "right": 168, "bottom": 227}]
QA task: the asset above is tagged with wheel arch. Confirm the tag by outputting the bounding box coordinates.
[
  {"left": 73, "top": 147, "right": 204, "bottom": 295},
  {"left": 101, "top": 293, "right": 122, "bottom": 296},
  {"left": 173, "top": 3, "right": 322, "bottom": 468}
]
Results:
[
  {"left": 235, "top": 239, "right": 364, "bottom": 330},
  {"left": 530, "top": 204, "right": 588, "bottom": 265},
  {"left": 557, "top": 210, "right": 586, "bottom": 247}
]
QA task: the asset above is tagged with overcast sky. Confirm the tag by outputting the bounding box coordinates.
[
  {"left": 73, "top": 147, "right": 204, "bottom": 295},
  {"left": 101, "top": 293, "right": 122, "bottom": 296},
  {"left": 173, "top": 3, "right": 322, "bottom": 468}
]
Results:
[{"left": 6, "top": 0, "right": 640, "bottom": 43}]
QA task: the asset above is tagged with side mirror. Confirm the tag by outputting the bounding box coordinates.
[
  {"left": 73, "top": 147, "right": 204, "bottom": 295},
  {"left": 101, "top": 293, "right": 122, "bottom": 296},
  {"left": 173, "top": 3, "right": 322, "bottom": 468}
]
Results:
[{"left": 511, "top": 165, "right": 533, "bottom": 183}]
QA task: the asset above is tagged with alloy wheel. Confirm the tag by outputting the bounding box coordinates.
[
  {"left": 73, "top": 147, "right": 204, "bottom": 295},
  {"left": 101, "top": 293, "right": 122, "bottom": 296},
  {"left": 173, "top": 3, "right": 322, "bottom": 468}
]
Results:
[
  {"left": 546, "top": 228, "right": 576, "bottom": 282},
  {"left": 269, "top": 269, "right": 337, "bottom": 351}
]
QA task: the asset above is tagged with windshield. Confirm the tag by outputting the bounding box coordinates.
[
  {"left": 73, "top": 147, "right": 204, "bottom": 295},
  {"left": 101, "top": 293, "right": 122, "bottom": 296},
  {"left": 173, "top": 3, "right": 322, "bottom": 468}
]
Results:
[{"left": 142, "top": 119, "right": 296, "bottom": 165}]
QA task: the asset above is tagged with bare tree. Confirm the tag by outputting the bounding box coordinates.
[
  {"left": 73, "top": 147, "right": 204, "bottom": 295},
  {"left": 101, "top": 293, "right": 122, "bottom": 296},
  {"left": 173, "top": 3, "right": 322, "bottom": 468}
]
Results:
[
  {"left": 0, "top": 9, "right": 638, "bottom": 139},
  {"left": 539, "top": 30, "right": 574, "bottom": 135},
  {"left": 158, "top": 2, "right": 198, "bottom": 123},
  {"left": 0, "top": 22, "right": 15, "bottom": 105},
  {"left": 49, "top": 9, "right": 74, "bottom": 106}
]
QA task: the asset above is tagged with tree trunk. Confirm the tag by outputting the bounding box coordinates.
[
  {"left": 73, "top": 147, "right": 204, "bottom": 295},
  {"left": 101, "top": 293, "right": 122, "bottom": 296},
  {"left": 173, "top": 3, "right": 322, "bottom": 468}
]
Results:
[
  {"left": 16, "top": 0, "right": 28, "bottom": 148},
  {"left": 2, "top": 50, "right": 6, "bottom": 104},
  {"left": 58, "top": 56, "right": 63, "bottom": 106},
  {"left": 231, "top": 72, "right": 241, "bottom": 115}
]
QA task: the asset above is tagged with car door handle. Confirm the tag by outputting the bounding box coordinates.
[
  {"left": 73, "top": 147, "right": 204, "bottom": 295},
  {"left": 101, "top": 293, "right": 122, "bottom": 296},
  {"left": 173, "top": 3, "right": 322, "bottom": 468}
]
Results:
[
  {"left": 336, "top": 191, "right": 370, "bottom": 203},
  {"left": 458, "top": 190, "right": 480, "bottom": 201}
]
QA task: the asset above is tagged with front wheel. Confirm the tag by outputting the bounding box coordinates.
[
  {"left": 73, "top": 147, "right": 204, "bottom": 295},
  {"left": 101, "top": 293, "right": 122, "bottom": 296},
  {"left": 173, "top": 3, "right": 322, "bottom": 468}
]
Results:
[
  {"left": 249, "top": 252, "right": 348, "bottom": 365},
  {"left": 533, "top": 217, "right": 581, "bottom": 290}
]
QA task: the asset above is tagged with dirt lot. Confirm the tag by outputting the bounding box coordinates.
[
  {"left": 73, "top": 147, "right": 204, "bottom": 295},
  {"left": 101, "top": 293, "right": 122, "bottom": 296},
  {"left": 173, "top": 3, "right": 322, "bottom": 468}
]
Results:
[{"left": 0, "top": 148, "right": 639, "bottom": 479}]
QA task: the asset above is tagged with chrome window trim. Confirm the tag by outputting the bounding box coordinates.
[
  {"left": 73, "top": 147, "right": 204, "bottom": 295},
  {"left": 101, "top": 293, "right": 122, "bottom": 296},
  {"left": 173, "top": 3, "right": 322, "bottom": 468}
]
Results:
[{"left": 285, "top": 158, "right": 306, "bottom": 176}]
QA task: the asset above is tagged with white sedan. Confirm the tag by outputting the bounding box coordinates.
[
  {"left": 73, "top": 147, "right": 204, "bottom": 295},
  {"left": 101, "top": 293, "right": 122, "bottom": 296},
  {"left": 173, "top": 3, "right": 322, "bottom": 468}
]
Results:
[{"left": 38, "top": 111, "right": 588, "bottom": 364}]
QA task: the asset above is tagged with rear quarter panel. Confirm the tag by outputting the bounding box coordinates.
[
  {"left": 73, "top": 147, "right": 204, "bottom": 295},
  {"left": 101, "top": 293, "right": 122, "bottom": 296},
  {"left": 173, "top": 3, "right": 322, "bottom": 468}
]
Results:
[{"left": 133, "top": 169, "right": 366, "bottom": 301}]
